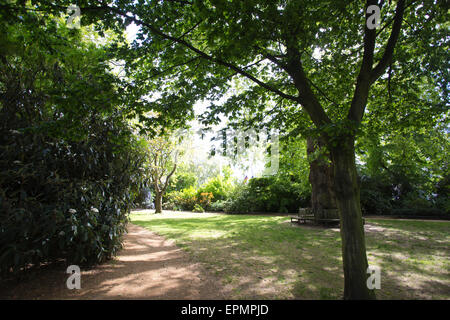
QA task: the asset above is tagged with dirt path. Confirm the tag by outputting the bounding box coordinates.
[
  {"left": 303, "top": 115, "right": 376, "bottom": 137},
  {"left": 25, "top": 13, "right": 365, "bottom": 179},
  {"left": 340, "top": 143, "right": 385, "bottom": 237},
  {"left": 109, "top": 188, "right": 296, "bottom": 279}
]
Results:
[{"left": 0, "top": 224, "right": 226, "bottom": 300}]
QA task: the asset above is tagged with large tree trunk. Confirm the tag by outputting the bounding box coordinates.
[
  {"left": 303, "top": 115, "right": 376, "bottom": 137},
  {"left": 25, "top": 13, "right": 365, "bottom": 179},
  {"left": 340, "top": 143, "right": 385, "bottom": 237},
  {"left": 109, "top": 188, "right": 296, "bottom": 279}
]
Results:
[
  {"left": 307, "top": 136, "right": 337, "bottom": 220},
  {"left": 331, "top": 136, "right": 375, "bottom": 300},
  {"left": 154, "top": 192, "right": 162, "bottom": 213}
]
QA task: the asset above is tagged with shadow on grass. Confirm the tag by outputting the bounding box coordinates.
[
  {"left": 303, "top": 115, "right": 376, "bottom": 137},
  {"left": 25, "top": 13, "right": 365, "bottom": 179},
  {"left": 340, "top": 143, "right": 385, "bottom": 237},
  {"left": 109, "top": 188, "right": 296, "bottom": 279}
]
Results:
[
  {"left": 365, "top": 219, "right": 450, "bottom": 299},
  {"left": 2, "top": 213, "right": 447, "bottom": 300},
  {"left": 131, "top": 213, "right": 450, "bottom": 300},
  {"left": 132, "top": 214, "right": 345, "bottom": 299}
]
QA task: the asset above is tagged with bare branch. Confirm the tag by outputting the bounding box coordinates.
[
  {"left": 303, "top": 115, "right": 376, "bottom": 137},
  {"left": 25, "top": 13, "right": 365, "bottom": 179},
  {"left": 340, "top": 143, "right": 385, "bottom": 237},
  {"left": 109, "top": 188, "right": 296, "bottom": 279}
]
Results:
[
  {"left": 179, "top": 20, "right": 203, "bottom": 39},
  {"left": 163, "top": 164, "right": 177, "bottom": 193}
]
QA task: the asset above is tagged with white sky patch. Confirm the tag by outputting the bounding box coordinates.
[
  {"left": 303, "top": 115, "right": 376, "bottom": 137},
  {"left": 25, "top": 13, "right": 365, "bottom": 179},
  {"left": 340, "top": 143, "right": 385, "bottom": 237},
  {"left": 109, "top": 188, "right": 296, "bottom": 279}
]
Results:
[
  {"left": 312, "top": 47, "right": 325, "bottom": 60},
  {"left": 183, "top": 103, "right": 268, "bottom": 181},
  {"left": 125, "top": 22, "right": 140, "bottom": 43}
]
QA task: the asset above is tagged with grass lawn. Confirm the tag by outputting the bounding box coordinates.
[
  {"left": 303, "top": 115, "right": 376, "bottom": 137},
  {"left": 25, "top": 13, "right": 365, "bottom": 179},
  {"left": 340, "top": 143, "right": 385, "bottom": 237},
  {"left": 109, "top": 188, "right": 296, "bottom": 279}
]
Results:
[{"left": 130, "top": 211, "right": 450, "bottom": 300}]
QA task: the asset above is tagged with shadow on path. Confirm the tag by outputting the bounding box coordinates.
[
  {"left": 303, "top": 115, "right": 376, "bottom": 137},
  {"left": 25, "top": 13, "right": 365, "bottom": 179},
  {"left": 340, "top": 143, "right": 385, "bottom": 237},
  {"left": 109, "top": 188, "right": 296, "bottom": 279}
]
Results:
[{"left": 0, "top": 224, "right": 226, "bottom": 300}]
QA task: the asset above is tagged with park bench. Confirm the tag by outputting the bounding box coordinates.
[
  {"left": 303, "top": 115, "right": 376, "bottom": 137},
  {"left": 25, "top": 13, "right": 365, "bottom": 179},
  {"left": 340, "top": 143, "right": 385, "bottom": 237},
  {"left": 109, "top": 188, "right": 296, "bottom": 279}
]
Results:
[
  {"left": 290, "top": 208, "right": 315, "bottom": 224},
  {"left": 291, "top": 208, "right": 365, "bottom": 226}
]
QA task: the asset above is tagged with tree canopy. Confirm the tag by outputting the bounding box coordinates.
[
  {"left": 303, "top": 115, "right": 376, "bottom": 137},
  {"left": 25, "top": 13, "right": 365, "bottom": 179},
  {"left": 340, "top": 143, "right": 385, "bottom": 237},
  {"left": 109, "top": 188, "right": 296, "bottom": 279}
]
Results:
[{"left": 1, "top": 0, "right": 447, "bottom": 299}]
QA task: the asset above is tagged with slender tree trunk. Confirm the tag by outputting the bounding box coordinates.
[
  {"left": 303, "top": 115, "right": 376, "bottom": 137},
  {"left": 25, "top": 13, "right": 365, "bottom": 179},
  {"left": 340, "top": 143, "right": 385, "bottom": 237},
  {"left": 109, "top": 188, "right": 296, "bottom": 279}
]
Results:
[
  {"left": 155, "top": 192, "right": 162, "bottom": 213},
  {"left": 330, "top": 136, "right": 375, "bottom": 300}
]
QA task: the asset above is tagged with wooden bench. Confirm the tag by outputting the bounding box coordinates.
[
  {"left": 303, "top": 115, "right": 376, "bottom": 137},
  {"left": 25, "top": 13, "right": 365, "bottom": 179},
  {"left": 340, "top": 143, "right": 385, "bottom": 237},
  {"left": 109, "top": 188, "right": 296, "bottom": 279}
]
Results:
[
  {"left": 290, "top": 208, "right": 366, "bottom": 226},
  {"left": 314, "top": 217, "right": 366, "bottom": 226},
  {"left": 290, "top": 208, "right": 315, "bottom": 224},
  {"left": 290, "top": 214, "right": 315, "bottom": 223}
]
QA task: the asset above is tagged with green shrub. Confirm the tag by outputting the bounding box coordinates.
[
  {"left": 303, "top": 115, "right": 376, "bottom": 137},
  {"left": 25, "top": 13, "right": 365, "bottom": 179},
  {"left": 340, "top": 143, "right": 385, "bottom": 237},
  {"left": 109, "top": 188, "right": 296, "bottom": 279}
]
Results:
[
  {"left": 434, "top": 174, "right": 449, "bottom": 214},
  {"left": 197, "top": 174, "right": 234, "bottom": 201},
  {"left": 224, "top": 176, "right": 310, "bottom": 214},
  {"left": 435, "top": 197, "right": 450, "bottom": 214},
  {"left": 0, "top": 118, "right": 145, "bottom": 277},
  {"left": 165, "top": 186, "right": 198, "bottom": 211},
  {"left": 198, "top": 192, "right": 214, "bottom": 210},
  {"left": 192, "top": 204, "right": 205, "bottom": 213},
  {"left": 162, "top": 201, "right": 181, "bottom": 211},
  {"left": 210, "top": 200, "right": 227, "bottom": 212},
  {"left": 0, "top": 14, "right": 147, "bottom": 277},
  {"left": 358, "top": 175, "right": 447, "bottom": 217},
  {"left": 390, "top": 208, "right": 447, "bottom": 217},
  {"left": 359, "top": 176, "right": 393, "bottom": 215}
]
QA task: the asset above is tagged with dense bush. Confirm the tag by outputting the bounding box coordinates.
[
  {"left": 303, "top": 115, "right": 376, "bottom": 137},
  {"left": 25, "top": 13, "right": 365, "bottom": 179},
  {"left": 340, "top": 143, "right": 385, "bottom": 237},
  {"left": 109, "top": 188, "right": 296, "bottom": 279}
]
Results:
[
  {"left": 0, "top": 16, "right": 146, "bottom": 277},
  {"left": 357, "top": 129, "right": 449, "bottom": 217},
  {"left": 209, "top": 200, "right": 228, "bottom": 212},
  {"left": 359, "top": 175, "right": 449, "bottom": 217},
  {"left": 224, "top": 176, "right": 310, "bottom": 214},
  {"left": 434, "top": 174, "right": 450, "bottom": 214},
  {"left": 164, "top": 170, "right": 234, "bottom": 211},
  {"left": 197, "top": 174, "right": 234, "bottom": 201},
  {"left": 192, "top": 204, "right": 205, "bottom": 213},
  {"left": 0, "top": 119, "right": 145, "bottom": 277},
  {"left": 198, "top": 192, "right": 214, "bottom": 210},
  {"left": 359, "top": 176, "right": 393, "bottom": 215},
  {"left": 164, "top": 186, "right": 198, "bottom": 211}
]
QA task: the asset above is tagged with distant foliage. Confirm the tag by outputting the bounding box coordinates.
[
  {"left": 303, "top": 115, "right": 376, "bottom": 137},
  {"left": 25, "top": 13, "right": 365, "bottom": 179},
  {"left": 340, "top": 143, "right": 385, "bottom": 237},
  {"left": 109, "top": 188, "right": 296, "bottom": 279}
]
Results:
[
  {"left": 192, "top": 204, "right": 205, "bottom": 213},
  {"left": 359, "top": 176, "right": 393, "bottom": 216},
  {"left": 357, "top": 129, "right": 449, "bottom": 217},
  {"left": 224, "top": 176, "right": 310, "bottom": 214},
  {"left": 164, "top": 170, "right": 234, "bottom": 211},
  {"left": 197, "top": 174, "right": 234, "bottom": 201}
]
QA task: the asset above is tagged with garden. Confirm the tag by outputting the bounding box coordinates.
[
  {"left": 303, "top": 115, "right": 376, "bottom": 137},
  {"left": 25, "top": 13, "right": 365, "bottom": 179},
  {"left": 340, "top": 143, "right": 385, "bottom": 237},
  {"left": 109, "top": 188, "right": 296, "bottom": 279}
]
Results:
[{"left": 0, "top": 0, "right": 448, "bottom": 302}]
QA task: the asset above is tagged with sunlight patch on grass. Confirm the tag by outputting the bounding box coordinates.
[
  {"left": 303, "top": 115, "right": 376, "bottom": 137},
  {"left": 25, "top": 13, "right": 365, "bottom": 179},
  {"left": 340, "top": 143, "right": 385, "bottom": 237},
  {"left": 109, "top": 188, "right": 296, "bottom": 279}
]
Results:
[{"left": 130, "top": 212, "right": 450, "bottom": 300}]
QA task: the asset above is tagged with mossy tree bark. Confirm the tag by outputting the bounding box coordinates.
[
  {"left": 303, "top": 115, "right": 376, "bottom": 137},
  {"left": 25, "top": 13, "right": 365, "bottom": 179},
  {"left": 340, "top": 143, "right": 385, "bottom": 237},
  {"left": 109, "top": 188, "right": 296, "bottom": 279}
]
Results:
[{"left": 306, "top": 136, "right": 337, "bottom": 220}]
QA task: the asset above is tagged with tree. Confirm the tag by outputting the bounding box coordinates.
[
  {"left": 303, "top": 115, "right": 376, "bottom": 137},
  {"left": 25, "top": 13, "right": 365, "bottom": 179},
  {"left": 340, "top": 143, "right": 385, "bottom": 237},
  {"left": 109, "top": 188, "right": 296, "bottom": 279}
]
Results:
[
  {"left": 144, "top": 136, "right": 178, "bottom": 213},
  {"left": 17, "top": 0, "right": 448, "bottom": 299},
  {"left": 357, "top": 119, "right": 450, "bottom": 209}
]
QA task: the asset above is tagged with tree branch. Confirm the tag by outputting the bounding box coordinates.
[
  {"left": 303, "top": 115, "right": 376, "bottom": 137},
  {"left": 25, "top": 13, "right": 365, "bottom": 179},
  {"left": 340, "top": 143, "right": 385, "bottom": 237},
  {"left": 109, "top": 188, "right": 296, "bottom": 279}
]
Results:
[
  {"left": 163, "top": 163, "right": 177, "bottom": 193},
  {"left": 105, "top": 7, "right": 300, "bottom": 103},
  {"left": 370, "top": 0, "right": 406, "bottom": 83},
  {"left": 285, "top": 46, "right": 332, "bottom": 127},
  {"left": 348, "top": 0, "right": 405, "bottom": 123}
]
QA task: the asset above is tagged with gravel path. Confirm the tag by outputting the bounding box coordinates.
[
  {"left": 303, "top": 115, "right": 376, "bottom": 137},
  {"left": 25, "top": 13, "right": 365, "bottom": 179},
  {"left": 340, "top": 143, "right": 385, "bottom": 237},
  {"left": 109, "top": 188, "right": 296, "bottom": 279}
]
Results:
[{"left": 0, "top": 224, "right": 226, "bottom": 300}]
